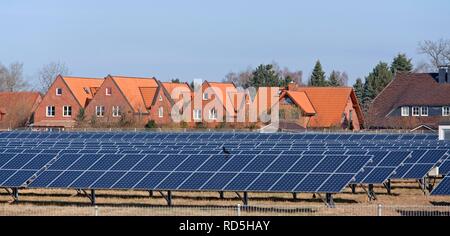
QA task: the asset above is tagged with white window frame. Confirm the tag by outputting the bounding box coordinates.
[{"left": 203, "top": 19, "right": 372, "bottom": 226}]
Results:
[
  {"left": 203, "top": 93, "right": 209, "bottom": 100},
  {"left": 412, "top": 106, "right": 420, "bottom": 117},
  {"left": 46, "top": 106, "right": 55, "bottom": 117},
  {"left": 401, "top": 106, "right": 409, "bottom": 117},
  {"left": 443, "top": 106, "right": 450, "bottom": 117},
  {"left": 112, "top": 106, "right": 120, "bottom": 117},
  {"left": 420, "top": 106, "right": 429, "bottom": 117},
  {"left": 96, "top": 106, "right": 105, "bottom": 117},
  {"left": 56, "top": 88, "right": 62, "bottom": 96},
  {"left": 159, "top": 95, "right": 163, "bottom": 101},
  {"left": 63, "top": 106, "right": 72, "bottom": 117},
  {"left": 193, "top": 109, "right": 202, "bottom": 120},
  {"left": 106, "top": 87, "right": 112, "bottom": 96},
  {"left": 158, "top": 107, "right": 164, "bottom": 118},
  {"left": 209, "top": 108, "right": 217, "bottom": 120}
]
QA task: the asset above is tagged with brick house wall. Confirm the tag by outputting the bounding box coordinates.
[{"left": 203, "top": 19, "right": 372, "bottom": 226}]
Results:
[
  {"left": 34, "top": 76, "right": 82, "bottom": 127},
  {"left": 342, "top": 97, "right": 361, "bottom": 131},
  {"left": 148, "top": 88, "right": 173, "bottom": 126},
  {"left": 84, "top": 78, "right": 143, "bottom": 126}
]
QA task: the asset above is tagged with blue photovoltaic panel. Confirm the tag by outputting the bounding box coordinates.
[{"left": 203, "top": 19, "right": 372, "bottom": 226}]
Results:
[
  {"left": 3, "top": 130, "right": 444, "bottom": 195},
  {"left": 439, "top": 160, "right": 450, "bottom": 175},
  {"left": 391, "top": 150, "right": 447, "bottom": 179},
  {"left": 431, "top": 177, "right": 450, "bottom": 195},
  {"left": 354, "top": 151, "right": 410, "bottom": 184}
]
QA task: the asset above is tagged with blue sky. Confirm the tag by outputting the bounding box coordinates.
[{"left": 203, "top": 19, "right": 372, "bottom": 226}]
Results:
[{"left": 1, "top": 0, "right": 450, "bottom": 88}]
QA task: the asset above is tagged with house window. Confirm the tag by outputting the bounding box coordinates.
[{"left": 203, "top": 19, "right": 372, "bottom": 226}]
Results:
[
  {"left": 412, "top": 107, "right": 420, "bottom": 117},
  {"left": 193, "top": 109, "right": 202, "bottom": 120},
  {"left": 56, "top": 88, "right": 62, "bottom": 96},
  {"left": 63, "top": 106, "right": 72, "bottom": 117},
  {"left": 96, "top": 106, "right": 105, "bottom": 117},
  {"left": 401, "top": 106, "right": 409, "bottom": 117},
  {"left": 443, "top": 107, "right": 450, "bottom": 116},
  {"left": 106, "top": 88, "right": 112, "bottom": 96},
  {"left": 83, "top": 88, "right": 90, "bottom": 94},
  {"left": 46, "top": 106, "right": 55, "bottom": 117},
  {"left": 421, "top": 106, "right": 428, "bottom": 117},
  {"left": 203, "top": 93, "right": 209, "bottom": 100},
  {"left": 159, "top": 95, "right": 163, "bottom": 101},
  {"left": 112, "top": 106, "right": 120, "bottom": 117},
  {"left": 209, "top": 108, "right": 217, "bottom": 120},
  {"left": 158, "top": 107, "right": 164, "bottom": 118}
]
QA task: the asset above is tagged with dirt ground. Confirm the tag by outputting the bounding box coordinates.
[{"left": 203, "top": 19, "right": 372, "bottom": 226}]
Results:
[{"left": 0, "top": 180, "right": 449, "bottom": 216}]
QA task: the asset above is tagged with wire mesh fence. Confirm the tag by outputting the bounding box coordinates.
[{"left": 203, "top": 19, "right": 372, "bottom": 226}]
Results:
[{"left": 1, "top": 204, "right": 450, "bottom": 216}]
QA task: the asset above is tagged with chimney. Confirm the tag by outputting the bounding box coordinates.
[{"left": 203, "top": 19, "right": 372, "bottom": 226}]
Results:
[{"left": 439, "top": 67, "right": 446, "bottom": 83}]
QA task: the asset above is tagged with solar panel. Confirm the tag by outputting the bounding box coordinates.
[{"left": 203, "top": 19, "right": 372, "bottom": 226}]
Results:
[
  {"left": 431, "top": 177, "right": 450, "bottom": 195},
  {"left": 354, "top": 151, "right": 410, "bottom": 184},
  {"left": 391, "top": 150, "right": 447, "bottom": 179}
]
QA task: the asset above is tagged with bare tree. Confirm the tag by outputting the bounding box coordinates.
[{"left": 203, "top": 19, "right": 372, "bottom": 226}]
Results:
[
  {"left": 281, "top": 67, "right": 303, "bottom": 86},
  {"left": 413, "top": 61, "right": 433, "bottom": 73},
  {"left": 223, "top": 67, "right": 253, "bottom": 88},
  {"left": 0, "top": 62, "right": 28, "bottom": 92},
  {"left": 0, "top": 64, "right": 6, "bottom": 91},
  {"left": 38, "top": 61, "right": 69, "bottom": 93},
  {"left": 418, "top": 39, "right": 450, "bottom": 69}
]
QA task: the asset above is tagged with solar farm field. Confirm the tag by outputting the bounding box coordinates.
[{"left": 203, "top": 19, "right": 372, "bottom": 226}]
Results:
[{"left": 1, "top": 131, "right": 450, "bottom": 216}]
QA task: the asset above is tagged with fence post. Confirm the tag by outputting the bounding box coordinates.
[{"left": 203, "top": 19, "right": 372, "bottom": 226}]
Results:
[
  {"left": 237, "top": 204, "right": 241, "bottom": 216},
  {"left": 377, "top": 204, "right": 382, "bottom": 216},
  {"left": 94, "top": 206, "right": 99, "bottom": 216}
]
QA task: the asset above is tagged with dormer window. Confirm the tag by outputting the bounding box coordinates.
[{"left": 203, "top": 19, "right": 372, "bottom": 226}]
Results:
[
  {"left": 412, "top": 107, "right": 420, "bottom": 116},
  {"left": 159, "top": 95, "right": 163, "bottom": 101},
  {"left": 83, "top": 87, "right": 90, "bottom": 94},
  {"left": 56, "top": 88, "right": 62, "bottom": 96},
  {"left": 401, "top": 106, "right": 409, "bottom": 117},
  {"left": 421, "top": 106, "right": 428, "bottom": 116},
  {"left": 443, "top": 106, "right": 450, "bottom": 116},
  {"left": 203, "top": 93, "right": 209, "bottom": 100},
  {"left": 106, "top": 87, "right": 112, "bottom": 96}
]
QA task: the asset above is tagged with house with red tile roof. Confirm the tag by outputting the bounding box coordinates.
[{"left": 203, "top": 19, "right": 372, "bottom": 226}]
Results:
[
  {"left": 85, "top": 75, "right": 173, "bottom": 127},
  {"left": 278, "top": 84, "right": 364, "bottom": 130},
  {"left": 367, "top": 69, "right": 450, "bottom": 130},
  {"left": 33, "top": 75, "right": 104, "bottom": 128},
  {"left": 0, "top": 92, "right": 42, "bottom": 129},
  {"left": 191, "top": 81, "right": 250, "bottom": 127}
]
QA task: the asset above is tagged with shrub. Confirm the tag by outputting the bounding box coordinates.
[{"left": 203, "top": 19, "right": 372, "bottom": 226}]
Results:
[
  {"left": 145, "top": 120, "right": 157, "bottom": 129},
  {"left": 180, "top": 121, "right": 188, "bottom": 129}
]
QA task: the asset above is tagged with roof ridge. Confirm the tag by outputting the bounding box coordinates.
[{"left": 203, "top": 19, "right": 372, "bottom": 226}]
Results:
[
  {"left": 62, "top": 76, "right": 104, "bottom": 80},
  {"left": 109, "top": 75, "right": 156, "bottom": 80}
]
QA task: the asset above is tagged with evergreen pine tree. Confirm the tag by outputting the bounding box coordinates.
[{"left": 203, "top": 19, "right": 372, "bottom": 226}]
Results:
[
  {"left": 249, "top": 64, "right": 280, "bottom": 88},
  {"left": 353, "top": 78, "right": 364, "bottom": 104},
  {"left": 328, "top": 71, "right": 340, "bottom": 87},
  {"left": 366, "top": 62, "right": 393, "bottom": 96},
  {"left": 309, "top": 60, "right": 327, "bottom": 86},
  {"left": 391, "top": 53, "right": 413, "bottom": 74}
]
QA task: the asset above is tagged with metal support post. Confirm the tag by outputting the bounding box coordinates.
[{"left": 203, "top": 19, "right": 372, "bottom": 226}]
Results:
[
  {"left": 90, "top": 189, "right": 96, "bottom": 205},
  {"left": 384, "top": 179, "right": 392, "bottom": 195},
  {"left": 351, "top": 184, "right": 356, "bottom": 194},
  {"left": 326, "top": 193, "right": 335, "bottom": 208},
  {"left": 12, "top": 188, "right": 19, "bottom": 202},
  {"left": 243, "top": 192, "right": 248, "bottom": 206}
]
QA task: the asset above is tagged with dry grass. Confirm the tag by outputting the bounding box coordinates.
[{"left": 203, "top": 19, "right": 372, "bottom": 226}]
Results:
[{"left": 1, "top": 180, "right": 450, "bottom": 216}]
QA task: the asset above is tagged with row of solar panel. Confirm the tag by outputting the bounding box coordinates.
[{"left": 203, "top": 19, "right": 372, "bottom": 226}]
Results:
[
  {"left": 0, "top": 131, "right": 438, "bottom": 141},
  {"left": 0, "top": 148, "right": 446, "bottom": 187},
  {"left": 1, "top": 140, "right": 447, "bottom": 146},
  {"left": 0, "top": 152, "right": 372, "bottom": 193}
]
